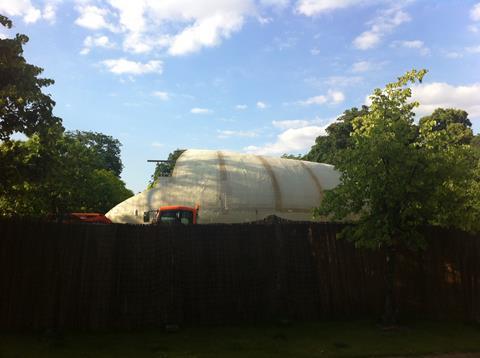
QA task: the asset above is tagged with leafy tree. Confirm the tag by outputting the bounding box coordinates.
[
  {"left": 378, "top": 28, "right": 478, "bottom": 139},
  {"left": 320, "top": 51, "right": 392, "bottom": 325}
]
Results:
[
  {"left": 315, "top": 69, "right": 477, "bottom": 324},
  {"left": 0, "top": 133, "right": 133, "bottom": 216},
  {"left": 0, "top": 15, "right": 62, "bottom": 141},
  {"left": 472, "top": 134, "right": 480, "bottom": 157},
  {"left": 304, "top": 106, "right": 369, "bottom": 165},
  {"left": 281, "top": 153, "right": 303, "bottom": 160},
  {"left": 81, "top": 169, "right": 133, "bottom": 213},
  {"left": 67, "top": 130, "right": 124, "bottom": 177},
  {"left": 148, "top": 149, "right": 186, "bottom": 188},
  {"left": 419, "top": 108, "right": 473, "bottom": 144},
  {"left": 0, "top": 16, "right": 132, "bottom": 217}
]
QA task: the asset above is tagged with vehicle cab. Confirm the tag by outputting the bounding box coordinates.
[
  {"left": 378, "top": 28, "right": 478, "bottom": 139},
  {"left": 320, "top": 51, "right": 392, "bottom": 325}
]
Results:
[{"left": 144, "top": 205, "right": 199, "bottom": 225}]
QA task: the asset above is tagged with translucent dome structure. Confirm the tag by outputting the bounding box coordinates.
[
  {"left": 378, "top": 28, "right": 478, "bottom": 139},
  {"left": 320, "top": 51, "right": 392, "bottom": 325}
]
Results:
[{"left": 106, "top": 149, "right": 340, "bottom": 224}]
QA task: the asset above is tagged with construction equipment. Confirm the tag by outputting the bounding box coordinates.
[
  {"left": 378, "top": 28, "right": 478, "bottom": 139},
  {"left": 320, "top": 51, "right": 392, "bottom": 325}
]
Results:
[{"left": 143, "top": 205, "right": 200, "bottom": 225}]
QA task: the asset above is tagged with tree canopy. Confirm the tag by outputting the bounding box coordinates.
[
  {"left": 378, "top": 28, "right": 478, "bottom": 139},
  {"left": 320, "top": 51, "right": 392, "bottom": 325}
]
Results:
[
  {"left": 419, "top": 108, "right": 473, "bottom": 144},
  {"left": 0, "top": 132, "right": 133, "bottom": 216},
  {"left": 304, "top": 106, "right": 369, "bottom": 165},
  {"left": 67, "top": 131, "right": 124, "bottom": 177},
  {"left": 148, "top": 149, "right": 186, "bottom": 188},
  {"left": 0, "top": 16, "right": 132, "bottom": 217},
  {"left": 0, "top": 15, "right": 62, "bottom": 141},
  {"left": 314, "top": 69, "right": 478, "bottom": 323}
]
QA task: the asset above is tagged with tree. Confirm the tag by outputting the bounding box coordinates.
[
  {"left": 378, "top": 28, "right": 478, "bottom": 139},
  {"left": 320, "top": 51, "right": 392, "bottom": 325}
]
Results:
[
  {"left": 419, "top": 108, "right": 473, "bottom": 144},
  {"left": 67, "top": 131, "right": 124, "bottom": 177},
  {"left": 0, "top": 15, "right": 62, "bottom": 141},
  {"left": 472, "top": 134, "right": 480, "bottom": 157},
  {"left": 281, "top": 153, "right": 303, "bottom": 160},
  {"left": 148, "top": 149, "right": 186, "bottom": 188},
  {"left": 304, "top": 106, "right": 369, "bottom": 165},
  {"left": 0, "top": 133, "right": 133, "bottom": 216},
  {"left": 0, "top": 16, "right": 132, "bottom": 217},
  {"left": 80, "top": 169, "right": 133, "bottom": 213},
  {"left": 315, "top": 69, "right": 476, "bottom": 324}
]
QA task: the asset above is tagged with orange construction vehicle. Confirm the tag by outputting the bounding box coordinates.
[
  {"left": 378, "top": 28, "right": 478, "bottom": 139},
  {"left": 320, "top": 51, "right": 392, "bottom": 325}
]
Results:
[{"left": 144, "top": 205, "right": 200, "bottom": 225}]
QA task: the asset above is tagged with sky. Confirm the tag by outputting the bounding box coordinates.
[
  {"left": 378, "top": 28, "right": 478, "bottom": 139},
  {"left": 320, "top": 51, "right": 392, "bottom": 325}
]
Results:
[{"left": 1, "top": 0, "right": 480, "bottom": 193}]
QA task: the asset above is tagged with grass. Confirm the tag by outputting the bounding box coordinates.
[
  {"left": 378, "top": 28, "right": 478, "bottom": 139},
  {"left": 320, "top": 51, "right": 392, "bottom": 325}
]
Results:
[{"left": 1, "top": 321, "right": 479, "bottom": 357}]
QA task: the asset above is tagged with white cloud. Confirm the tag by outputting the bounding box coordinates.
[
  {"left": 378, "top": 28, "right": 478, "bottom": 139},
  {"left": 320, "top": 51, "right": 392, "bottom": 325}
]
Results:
[
  {"left": 296, "top": 89, "right": 344, "bottom": 106},
  {"left": 304, "top": 75, "right": 363, "bottom": 88},
  {"left": 300, "top": 95, "right": 327, "bottom": 105},
  {"left": 412, "top": 82, "right": 480, "bottom": 120},
  {"left": 190, "top": 107, "right": 212, "bottom": 114},
  {"left": 0, "top": 0, "right": 41, "bottom": 23},
  {"left": 168, "top": 12, "right": 245, "bottom": 56},
  {"left": 272, "top": 119, "right": 311, "bottom": 129},
  {"left": 352, "top": 60, "right": 373, "bottom": 73},
  {"left": 42, "top": 0, "right": 62, "bottom": 24},
  {"left": 399, "top": 40, "right": 423, "bottom": 48},
  {"left": 245, "top": 116, "right": 337, "bottom": 155},
  {"left": 244, "top": 125, "right": 328, "bottom": 155},
  {"left": 353, "top": 31, "right": 380, "bottom": 50},
  {"left": 235, "top": 104, "right": 248, "bottom": 110},
  {"left": 470, "top": 24, "right": 479, "bottom": 33},
  {"left": 80, "top": 35, "right": 115, "bottom": 55},
  {"left": 310, "top": 47, "right": 321, "bottom": 55},
  {"left": 151, "top": 142, "right": 164, "bottom": 148},
  {"left": 73, "top": 0, "right": 256, "bottom": 57},
  {"left": 392, "top": 40, "right": 430, "bottom": 56},
  {"left": 295, "top": 0, "right": 367, "bottom": 16},
  {"left": 75, "top": 4, "right": 116, "bottom": 31},
  {"left": 324, "top": 75, "right": 363, "bottom": 87},
  {"left": 217, "top": 130, "right": 258, "bottom": 139},
  {"left": 329, "top": 90, "right": 345, "bottom": 103},
  {"left": 257, "top": 101, "right": 268, "bottom": 109},
  {"left": 471, "top": 2, "right": 480, "bottom": 21},
  {"left": 152, "top": 91, "right": 170, "bottom": 101},
  {"left": 466, "top": 45, "right": 480, "bottom": 54},
  {"left": 260, "top": 0, "right": 290, "bottom": 9},
  {"left": 101, "top": 58, "right": 163, "bottom": 75},
  {"left": 444, "top": 51, "right": 463, "bottom": 59},
  {"left": 353, "top": 5, "right": 410, "bottom": 50}
]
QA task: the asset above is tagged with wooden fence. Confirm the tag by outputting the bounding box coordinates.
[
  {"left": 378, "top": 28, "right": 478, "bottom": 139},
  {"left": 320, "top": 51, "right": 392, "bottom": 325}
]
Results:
[{"left": 0, "top": 219, "right": 478, "bottom": 331}]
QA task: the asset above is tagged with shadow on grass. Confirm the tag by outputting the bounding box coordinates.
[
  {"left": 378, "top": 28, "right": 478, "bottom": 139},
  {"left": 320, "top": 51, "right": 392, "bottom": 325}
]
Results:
[{"left": 0, "top": 320, "right": 479, "bottom": 358}]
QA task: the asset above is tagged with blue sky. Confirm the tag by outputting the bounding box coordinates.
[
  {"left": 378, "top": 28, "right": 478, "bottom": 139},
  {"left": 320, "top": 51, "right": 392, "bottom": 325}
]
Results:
[{"left": 1, "top": 0, "right": 480, "bottom": 193}]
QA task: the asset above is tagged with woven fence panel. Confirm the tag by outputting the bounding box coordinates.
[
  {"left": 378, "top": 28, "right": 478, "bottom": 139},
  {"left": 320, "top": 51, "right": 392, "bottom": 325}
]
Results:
[{"left": 0, "top": 218, "right": 479, "bottom": 331}]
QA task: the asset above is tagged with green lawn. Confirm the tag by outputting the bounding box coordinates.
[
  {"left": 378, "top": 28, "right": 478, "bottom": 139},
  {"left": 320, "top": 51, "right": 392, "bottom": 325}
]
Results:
[{"left": 1, "top": 321, "right": 479, "bottom": 357}]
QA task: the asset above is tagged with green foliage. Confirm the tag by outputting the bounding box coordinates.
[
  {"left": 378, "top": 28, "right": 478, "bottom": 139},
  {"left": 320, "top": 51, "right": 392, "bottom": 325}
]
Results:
[
  {"left": 304, "top": 106, "right": 369, "bottom": 165},
  {"left": 419, "top": 108, "right": 473, "bottom": 144},
  {"left": 0, "top": 133, "right": 133, "bottom": 216},
  {"left": 0, "top": 15, "right": 62, "bottom": 141},
  {"left": 281, "top": 153, "right": 303, "bottom": 160},
  {"left": 0, "top": 17, "right": 131, "bottom": 216},
  {"left": 315, "top": 69, "right": 478, "bottom": 245},
  {"left": 67, "top": 130, "right": 124, "bottom": 177},
  {"left": 472, "top": 134, "right": 480, "bottom": 157},
  {"left": 314, "top": 69, "right": 478, "bottom": 322},
  {"left": 148, "top": 149, "right": 186, "bottom": 188},
  {"left": 85, "top": 169, "right": 134, "bottom": 213}
]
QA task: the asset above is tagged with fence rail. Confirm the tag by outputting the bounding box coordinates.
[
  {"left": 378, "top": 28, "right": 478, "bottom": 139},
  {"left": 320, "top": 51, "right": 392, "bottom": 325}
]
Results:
[{"left": 0, "top": 219, "right": 478, "bottom": 331}]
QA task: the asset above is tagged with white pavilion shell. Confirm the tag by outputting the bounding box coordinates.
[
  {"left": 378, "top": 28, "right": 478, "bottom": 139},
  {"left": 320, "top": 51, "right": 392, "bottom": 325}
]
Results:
[{"left": 106, "top": 149, "right": 340, "bottom": 224}]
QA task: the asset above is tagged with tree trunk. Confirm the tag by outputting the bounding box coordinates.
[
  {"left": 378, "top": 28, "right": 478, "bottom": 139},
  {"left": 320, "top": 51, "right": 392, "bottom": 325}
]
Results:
[{"left": 382, "top": 246, "right": 397, "bottom": 325}]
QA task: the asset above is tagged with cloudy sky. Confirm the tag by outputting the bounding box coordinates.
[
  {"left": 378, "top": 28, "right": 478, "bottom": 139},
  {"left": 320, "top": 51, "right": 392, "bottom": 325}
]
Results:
[{"left": 1, "top": 0, "right": 480, "bottom": 193}]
